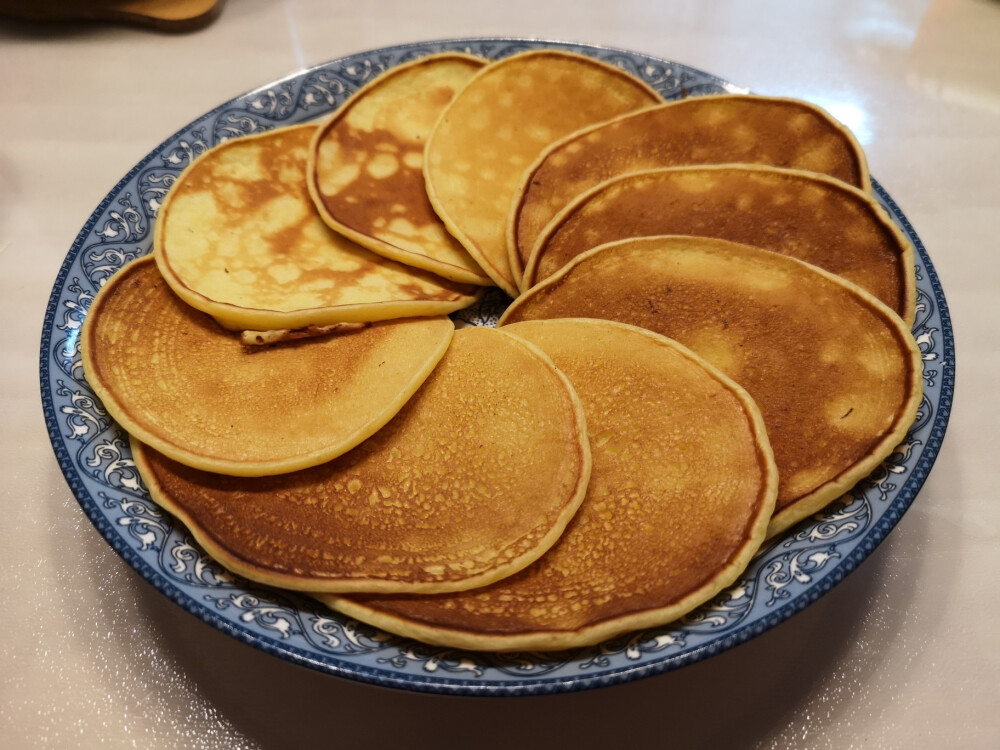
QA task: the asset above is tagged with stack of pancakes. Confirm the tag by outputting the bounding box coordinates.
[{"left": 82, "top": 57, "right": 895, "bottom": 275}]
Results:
[{"left": 82, "top": 50, "right": 922, "bottom": 652}]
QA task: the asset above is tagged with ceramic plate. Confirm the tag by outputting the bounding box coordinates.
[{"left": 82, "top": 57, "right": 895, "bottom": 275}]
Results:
[{"left": 40, "top": 38, "right": 954, "bottom": 696}]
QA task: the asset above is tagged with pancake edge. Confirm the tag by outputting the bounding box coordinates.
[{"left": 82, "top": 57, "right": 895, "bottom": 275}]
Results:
[
  {"left": 82, "top": 257, "right": 459, "bottom": 477},
  {"left": 305, "top": 52, "right": 495, "bottom": 286},
  {"left": 764, "top": 314, "right": 923, "bottom": 538},
  {"left": 521, "top": 164, "right": 916, "bottom": 326},
  {"left": 423, "top": 48, "right": 662, "bottom": 299},
  {"left": 153, "top": 122, "right": 482, "bottom": 331},
  {"left": 503, "top": 234, "right": 925, "bottom": 539},
  {"left": 320, "top": 318, "right": 778, "bottom": 651},
  {"left": 507, "top": 93, "right": 872, "bottom": 292},
  {"left": 130, "top": 328, "right": 593, "bottom": 594}
]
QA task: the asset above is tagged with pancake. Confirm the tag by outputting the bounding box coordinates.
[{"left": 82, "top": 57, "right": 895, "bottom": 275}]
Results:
[
  {"left": 154, "top": 123, "right": 480, "bottom": 332},
  {"left": 130, "top": 326, "right": 592, "bottom": 594},
  {"left": 321, "top": 318, "right": 777, "bottom": 651},
  {"left": 307, "top": 53, "right": 492, "bottom": 285},
  {"left": 81, "top": 256, "right": 456, "bottom": 477},
  {"left": 502, "top": 235, "right": 923, "bottom": 537},
  {"left": 424, "top": 49, "right": 661, "bottom": 296},
  {"left": 508, "top": 94, "right": 870, "bottom": 288},
  {"left": 523, "top": 165, "right": 915, "bottom": 325}
]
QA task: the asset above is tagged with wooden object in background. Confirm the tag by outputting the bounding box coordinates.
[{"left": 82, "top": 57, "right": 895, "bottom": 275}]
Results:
[{"left": 0, "top": 0, "right": 225, "bottom": 31}]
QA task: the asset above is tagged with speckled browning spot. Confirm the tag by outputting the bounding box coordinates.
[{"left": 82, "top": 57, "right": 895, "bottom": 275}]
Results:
[
  {"left": 310, "top": 54, "right": 492, "bottom": 285},
  {"left": 510, "top": 95, "right": 869, "bottom": 288},
  {"left": 81, "top": 257, "right": 456, "bottom": 477},
  {"left": 424, "top": 50, "right": 661, "bottom": 296},
  {"left": 130, "top": 326, "right": 591, "bottom": 594},
  {"left": 524, "top": 165, "right": 914, "bottom": 324},
  {"left": 155, "top": 123, "right": 479, "bottom": 331},
  {"left": 505, "top": 236, "right": 922, "bottom": 536},
  {"left": 322, "top": 319, "right": 777, "bottom": 650}
]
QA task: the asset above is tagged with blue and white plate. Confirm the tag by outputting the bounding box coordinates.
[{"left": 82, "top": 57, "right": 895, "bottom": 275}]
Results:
[{"left": 40, "top": 38, "right": 954, "bottom": 696}]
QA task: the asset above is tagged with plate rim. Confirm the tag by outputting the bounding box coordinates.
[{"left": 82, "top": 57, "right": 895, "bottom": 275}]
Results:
[{"left": 38, "top": 36, "right": 956, "bottom": 696}]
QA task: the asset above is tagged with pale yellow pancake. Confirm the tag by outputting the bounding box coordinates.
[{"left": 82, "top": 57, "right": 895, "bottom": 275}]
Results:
[
  {"left": 502, "top": 235, "right": 923, "bottom": 537},
  {"left": 131, "top": 326, "right": 592, "bottom": 594},
  {"left": 509, "top": 94, "right": 870, "bottom": 288},
  {"left": 424, "top": 50, "right": 661, "bottom": 296},
  {"left": 82, "top": 256, "right": 456, "bottom": 477},
  {"left": 523, "top": 165, "right": 915, "bottom": 325},
  {"left": 321, "top": 318, "right": 777, "bottom": 650},
  {"left": 308, "top": 53, "right": 492, "bottom": 285},
  {"left": 155, "top": 123, "right": 480, "bottom": 331}
]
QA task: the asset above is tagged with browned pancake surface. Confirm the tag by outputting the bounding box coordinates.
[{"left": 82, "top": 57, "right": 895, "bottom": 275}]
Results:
[
  {"left": 424, "top": 50, "right": 661, "bottom": 295},
  {"left": 510, "top": 95, "right": 869, "bottom": 284},
  {"left": 132, "top": 326, "right": 591, "bottom": 593},
  {"left": 323, "top": 318, "right": 776, "bottom": 650},
  {"left": 82, "top": 256, "right": 456, "bottom": 477},
  {"left": 525, "top": 165, "right": 914, "bottom": 324},
  {"left": 504, "top": 236, "right": 923, "bottom": 535},
  {"left": 156, "top": 124, "right": 479, "bottom": 331},
  {"left": 309, "top": 54, "right": 491, "bottom": 284}
]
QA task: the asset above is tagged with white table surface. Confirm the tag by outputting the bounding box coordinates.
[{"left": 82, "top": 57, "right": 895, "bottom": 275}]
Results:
[{"left": 2, "top": 1, "right": 997, "bottom": 747}]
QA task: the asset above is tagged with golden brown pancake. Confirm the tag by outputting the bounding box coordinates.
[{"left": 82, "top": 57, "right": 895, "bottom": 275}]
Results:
[
  {"left": 82, "top": 256, "right": 456, "bottom": 477},
  {"left": 509, "top": 94, "right": 870, "bottom": 288},
  {"left": 424, "top": 50, "right": 661, "bottom": 296},
  {"left": 321, "top": 318, "right": 777, "bottom": 651},
  {"left": 502, "top": 236, "right": 923, "bottom": 537},
  {"left": 307, "top": 53, "right": 492, "bottom": 285},
  {"left": 154, "top": 123, "right": 480, "bottom": 332},
  {"left": 131, "top": 326, "right": 592, "bottom": 594},
  {"left": 523, "top": 165, "right": 915, "bottom": 325}
]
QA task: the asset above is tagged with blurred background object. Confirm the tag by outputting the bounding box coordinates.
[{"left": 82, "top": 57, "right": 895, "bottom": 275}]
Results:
[{"left": 0, "top": 0, "right": 224, "bottom": 31}]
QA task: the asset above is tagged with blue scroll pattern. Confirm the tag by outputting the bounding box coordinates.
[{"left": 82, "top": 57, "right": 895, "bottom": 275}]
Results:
[{"left": 41, "top": 39, "right": 953, "bottom": 695}]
